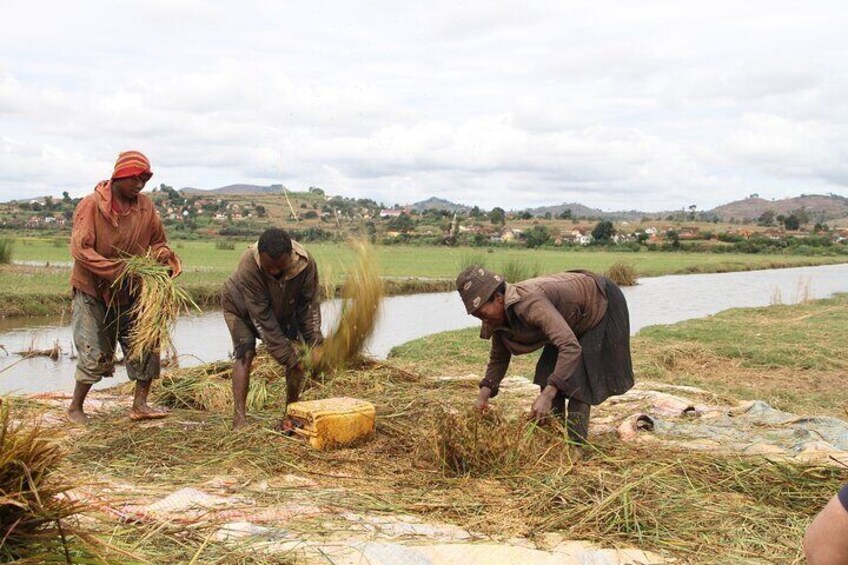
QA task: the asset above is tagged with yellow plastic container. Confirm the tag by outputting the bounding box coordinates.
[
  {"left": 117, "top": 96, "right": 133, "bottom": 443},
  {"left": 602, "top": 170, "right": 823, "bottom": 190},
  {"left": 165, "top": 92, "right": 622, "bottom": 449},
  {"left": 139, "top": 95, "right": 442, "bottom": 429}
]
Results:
[{"left": 285, "top": 397, "right": 376, "bottom": 451}]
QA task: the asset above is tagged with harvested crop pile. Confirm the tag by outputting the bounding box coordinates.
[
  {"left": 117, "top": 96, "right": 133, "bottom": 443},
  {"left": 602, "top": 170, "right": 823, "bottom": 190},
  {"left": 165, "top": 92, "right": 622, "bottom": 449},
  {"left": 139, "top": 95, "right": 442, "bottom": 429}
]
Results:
[
  {"left": 0, "top": 400, "right": 79, "bottom": 560},
  {"left": 425, "top": 406, "right": 574, "bottom": 476},
  {"left": 92, "top": 360, "right": 847, "bottom": 562}
]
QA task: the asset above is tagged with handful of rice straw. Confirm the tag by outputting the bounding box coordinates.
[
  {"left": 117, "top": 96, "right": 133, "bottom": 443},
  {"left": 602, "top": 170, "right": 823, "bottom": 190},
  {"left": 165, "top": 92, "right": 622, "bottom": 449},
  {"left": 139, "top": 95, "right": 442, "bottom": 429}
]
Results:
[
  {"left": 112, "top": 250, "right": 199, "bottom": 363},
  {"left": 311, "top": 240, "right": 382, "bottom": 373}
]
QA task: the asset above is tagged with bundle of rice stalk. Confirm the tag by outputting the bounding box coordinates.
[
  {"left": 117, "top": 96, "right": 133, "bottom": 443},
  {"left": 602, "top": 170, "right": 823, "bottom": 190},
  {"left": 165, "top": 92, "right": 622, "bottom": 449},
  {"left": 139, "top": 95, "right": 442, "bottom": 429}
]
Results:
[
  {"left": 312, "top": 240, "right": 382, "bottom": 373},
  {"left": 423, "top": 406, "right": 568, "bottom": 477},
  {"left": 0, "top": 400, "right": 80, "bottom": 559},
  {"left": 112, "top": 250, "right": 199, "bottom": 363}
]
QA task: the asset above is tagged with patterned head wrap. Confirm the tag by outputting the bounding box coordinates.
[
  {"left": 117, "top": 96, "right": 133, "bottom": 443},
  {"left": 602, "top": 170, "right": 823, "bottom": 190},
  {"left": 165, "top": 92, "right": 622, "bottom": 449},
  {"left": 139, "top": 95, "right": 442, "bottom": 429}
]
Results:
[{"left": 112, "top": 150, "right": 153, "bottom": 180}]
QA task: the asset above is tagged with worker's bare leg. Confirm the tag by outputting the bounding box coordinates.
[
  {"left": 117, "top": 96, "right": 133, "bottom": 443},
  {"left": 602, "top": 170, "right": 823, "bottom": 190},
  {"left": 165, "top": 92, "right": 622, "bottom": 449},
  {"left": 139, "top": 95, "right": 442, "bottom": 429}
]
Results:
[
  {"left": 286, "top": 365, "right": 305, "bottom": 406},
  {"left": 232, "top": 350, "right": 255, "bottom": 429},
  {"left": 566, "top": 398, "right": 591, "bottom": 444},
  {"left": 67, "top": 381, "right": 93, "bottom": 424}
]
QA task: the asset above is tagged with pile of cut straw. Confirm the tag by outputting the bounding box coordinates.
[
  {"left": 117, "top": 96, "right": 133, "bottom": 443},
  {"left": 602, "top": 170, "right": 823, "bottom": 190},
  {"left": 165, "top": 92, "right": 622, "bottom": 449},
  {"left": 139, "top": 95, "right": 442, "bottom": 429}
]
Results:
[
  {"left": 86, "top": 360, "right": 847, "bottom": 562},
  {"left": 0, "top": 400, "right": 79, "bottom": 560},
  {"left": 425, "top": 406, "right": 561, "bottom": 476},
  {"left": 112, "top": 251, "right": 199, "bottom": 362}
]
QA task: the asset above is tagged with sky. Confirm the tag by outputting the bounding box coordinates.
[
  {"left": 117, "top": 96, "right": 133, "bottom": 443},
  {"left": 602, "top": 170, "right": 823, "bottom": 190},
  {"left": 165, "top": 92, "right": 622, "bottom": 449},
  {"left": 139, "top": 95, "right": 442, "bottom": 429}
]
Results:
[{"left": 2, "top": 1, "right": 848, "bottom": 211}]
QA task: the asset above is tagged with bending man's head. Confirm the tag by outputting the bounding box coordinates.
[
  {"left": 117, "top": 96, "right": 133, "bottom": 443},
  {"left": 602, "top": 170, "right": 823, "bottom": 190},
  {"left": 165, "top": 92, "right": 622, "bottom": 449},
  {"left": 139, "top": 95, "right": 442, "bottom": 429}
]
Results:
[
  {"left": 456, "top": 266, "right": 506, "bottom": 326},
  {"left": 258, "top": 228, "right": 293, "bottom": 279}
]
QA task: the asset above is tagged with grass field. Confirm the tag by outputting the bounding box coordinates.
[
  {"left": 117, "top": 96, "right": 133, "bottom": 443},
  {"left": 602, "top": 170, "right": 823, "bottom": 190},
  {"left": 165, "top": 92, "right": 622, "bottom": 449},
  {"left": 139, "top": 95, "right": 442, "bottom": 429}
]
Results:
[{"left": 2, "top": 236, "right": 847, "bottom": 317}]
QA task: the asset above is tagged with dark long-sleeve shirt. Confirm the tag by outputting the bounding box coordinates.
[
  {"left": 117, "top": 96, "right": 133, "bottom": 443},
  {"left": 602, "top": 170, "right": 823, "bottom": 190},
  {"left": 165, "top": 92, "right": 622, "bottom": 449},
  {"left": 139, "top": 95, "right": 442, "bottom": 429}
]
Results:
[
  {"left": 479, "top": 272, "right": 607, "bottom": 397},
  {"left": 222, "top": 242, "right": 323, "bottom": 369}
]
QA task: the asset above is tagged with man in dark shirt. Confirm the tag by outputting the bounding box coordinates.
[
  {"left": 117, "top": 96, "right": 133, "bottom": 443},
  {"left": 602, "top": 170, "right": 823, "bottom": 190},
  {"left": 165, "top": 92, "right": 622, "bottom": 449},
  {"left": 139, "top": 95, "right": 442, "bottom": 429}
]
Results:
[
  {"left": 456, "top": 266, "right": 633, "bottom": 444},
  {"left": 222, "top": 228, "right": 323, "bottom": 429}
]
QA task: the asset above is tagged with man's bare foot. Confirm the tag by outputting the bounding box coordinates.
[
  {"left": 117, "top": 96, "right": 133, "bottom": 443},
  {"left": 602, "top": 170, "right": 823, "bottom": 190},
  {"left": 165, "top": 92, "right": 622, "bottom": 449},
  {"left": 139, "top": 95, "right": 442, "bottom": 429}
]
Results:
[
  {"left": 66, "top": 409, "right": 89, "bottom": 425},
  {"left": 129, "top": 405, "right": 170, "bottom": 421},
  {"left": 232, "top": 416, "right": 248, "bottom": 430}
]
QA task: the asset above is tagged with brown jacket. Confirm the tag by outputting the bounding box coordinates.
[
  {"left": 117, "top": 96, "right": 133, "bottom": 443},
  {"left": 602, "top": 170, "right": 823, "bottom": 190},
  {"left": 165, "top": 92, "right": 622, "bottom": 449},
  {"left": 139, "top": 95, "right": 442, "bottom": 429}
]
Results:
[
  {"left": 222, "top": 242, "right": 323, "bottom": 369},
  {"left": 480, "top": 272, "right": 608, "bottom": 396},
  {"left": 70, "top": 181, "right": 175, "bottom": 304}
]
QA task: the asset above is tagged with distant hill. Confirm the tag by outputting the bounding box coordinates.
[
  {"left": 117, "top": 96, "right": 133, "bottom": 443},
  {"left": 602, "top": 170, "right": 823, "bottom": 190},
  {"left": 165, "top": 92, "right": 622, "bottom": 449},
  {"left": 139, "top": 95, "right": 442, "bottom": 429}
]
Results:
[
  {"left": 181, "top": 184, "right": 286, "bottom": 195},
  {"left": 708, "top": 194, "right": 848, "bottom": 222},
  {"left": 526, "top": 202, "right": 645, "bottom": 221},
  {"left": 410, "top": 197, "right": 470, "bottom": 213}
]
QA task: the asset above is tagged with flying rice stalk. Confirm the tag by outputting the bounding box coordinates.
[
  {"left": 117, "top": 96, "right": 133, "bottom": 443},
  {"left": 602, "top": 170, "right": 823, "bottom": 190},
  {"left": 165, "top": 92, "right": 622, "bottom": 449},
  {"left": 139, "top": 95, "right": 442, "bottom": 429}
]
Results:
[
  {"left": 112, "top": 250, "right": 200, "bottom": 363},
  {"left": 311, "top": 240, "right": 382, "bottom": 374}
]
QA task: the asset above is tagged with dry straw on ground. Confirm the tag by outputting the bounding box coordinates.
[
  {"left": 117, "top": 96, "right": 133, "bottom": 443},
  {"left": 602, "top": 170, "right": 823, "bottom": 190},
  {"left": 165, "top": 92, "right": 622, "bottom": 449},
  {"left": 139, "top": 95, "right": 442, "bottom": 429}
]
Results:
[
  {"left": 82, "top": 360, "right": 847, "bottom": 563},
  {"left": 112, "top": 251, "right": 199, "bottom": 362},
  {"left": 0, "top": 400, "right": 79, "bottom": 561}
]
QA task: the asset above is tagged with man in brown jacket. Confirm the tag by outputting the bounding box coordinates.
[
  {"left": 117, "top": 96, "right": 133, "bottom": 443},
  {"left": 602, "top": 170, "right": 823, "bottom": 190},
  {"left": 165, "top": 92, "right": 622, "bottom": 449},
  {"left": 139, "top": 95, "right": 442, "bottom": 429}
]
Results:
[
  {"left": 67, "top": 150, "right": 181, "bottom": 424},
  {"left": 456, "top": 266, "right": 633, "bottom": 444},
  {"left": 222, "top": 228, "right": 323, "bottom": 429}
]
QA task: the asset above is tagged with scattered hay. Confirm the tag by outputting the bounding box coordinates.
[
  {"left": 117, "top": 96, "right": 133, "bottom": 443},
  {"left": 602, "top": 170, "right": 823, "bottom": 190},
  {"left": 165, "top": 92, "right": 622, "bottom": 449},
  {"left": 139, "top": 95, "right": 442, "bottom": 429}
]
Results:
[
  {"left": 312, "top": 240, "right": 382, "bottom": 373},
  {"left": 84, "top": 361, "right": 848, "bottom": 562},
  {"left": 0, "top": 400, "right": 79, "bottom": 560},
  {"left": 112, "top": 251, "right": 200, "bottom": 363},
  {"left": 14, "top": 340, "right": 62, "bottom": 361},
  {"left": 152, "top": 352, "right": 282, "bottom": 412},
  {"left": 606, "top": 261, "right": 638, "bottom": 286}
]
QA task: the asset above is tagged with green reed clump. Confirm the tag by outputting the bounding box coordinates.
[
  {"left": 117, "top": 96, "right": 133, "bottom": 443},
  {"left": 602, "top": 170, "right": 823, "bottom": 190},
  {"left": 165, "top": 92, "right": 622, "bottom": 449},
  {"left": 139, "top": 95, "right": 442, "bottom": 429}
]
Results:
[
  {"left": 0, "top": 239, "right": 13, "bottom": 264},
  {"left": 457, "top": 251, "right": 488, "bottom": 271},
  {"left": 500, "top": 258, "right": 540, "bottom": 283}
]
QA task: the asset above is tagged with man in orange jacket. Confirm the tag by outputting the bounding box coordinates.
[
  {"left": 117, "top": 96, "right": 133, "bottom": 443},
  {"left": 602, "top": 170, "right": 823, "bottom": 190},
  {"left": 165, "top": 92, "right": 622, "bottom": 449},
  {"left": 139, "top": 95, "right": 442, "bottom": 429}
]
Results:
[{"left": 67, "top": 150, "right": 181, "bottom": 424}]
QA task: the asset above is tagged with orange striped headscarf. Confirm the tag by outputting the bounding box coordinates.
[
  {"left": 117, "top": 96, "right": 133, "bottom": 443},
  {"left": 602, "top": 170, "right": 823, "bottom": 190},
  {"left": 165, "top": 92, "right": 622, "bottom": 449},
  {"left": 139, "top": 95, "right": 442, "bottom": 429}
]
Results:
[{"left": 111, "top": 150, "right": 153, "bottom": 179}]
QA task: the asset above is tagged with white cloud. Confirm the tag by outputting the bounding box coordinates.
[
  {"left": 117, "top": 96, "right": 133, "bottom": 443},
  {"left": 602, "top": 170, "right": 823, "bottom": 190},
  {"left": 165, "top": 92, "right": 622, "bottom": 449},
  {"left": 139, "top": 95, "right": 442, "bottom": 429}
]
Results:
[{"left": 1, "top": 0, "right": 847, "bottom": 209}]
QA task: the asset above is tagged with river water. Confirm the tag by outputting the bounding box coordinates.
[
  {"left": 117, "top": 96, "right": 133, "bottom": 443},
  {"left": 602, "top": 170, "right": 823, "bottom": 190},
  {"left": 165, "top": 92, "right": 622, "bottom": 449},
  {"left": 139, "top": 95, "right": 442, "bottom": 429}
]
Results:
[{"left": 2, "top": 263, "right": 847, "bottom": 395}]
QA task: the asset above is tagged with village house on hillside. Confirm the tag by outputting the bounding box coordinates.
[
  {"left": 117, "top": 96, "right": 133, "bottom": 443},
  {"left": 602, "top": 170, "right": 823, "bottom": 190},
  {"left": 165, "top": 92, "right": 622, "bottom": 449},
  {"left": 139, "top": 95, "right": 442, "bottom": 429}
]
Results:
[
  {"left": 677, "top": 226, "right": 700, "bottom": 240},
  {"left": 379, "top": 206, "right": 411, "bottom": 218}
]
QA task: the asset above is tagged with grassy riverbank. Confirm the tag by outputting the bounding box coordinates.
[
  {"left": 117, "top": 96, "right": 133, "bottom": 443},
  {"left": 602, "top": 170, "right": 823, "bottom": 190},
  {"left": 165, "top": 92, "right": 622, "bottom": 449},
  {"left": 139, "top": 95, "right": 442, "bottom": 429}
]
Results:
[
  {"left": 389, "top": 293, "right": 848, "bottom": 419},
  {"left": 2, "top": 237, "right": 847, "bottom": 317},
  {"left": 7, "top": 296, "right": 847, "bottom": 563}
]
